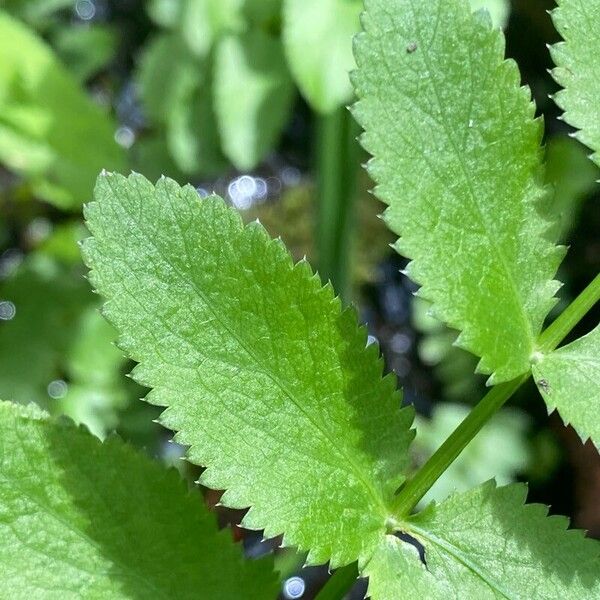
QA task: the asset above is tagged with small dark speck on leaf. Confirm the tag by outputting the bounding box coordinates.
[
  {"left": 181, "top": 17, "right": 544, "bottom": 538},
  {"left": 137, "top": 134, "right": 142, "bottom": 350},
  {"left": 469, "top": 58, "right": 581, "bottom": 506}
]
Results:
[
  {"left": 406, "top": 42, "right": 418, "bottom": 54},
  {"left": 538, "top": 379, "right": 550, "bottom": 393}
]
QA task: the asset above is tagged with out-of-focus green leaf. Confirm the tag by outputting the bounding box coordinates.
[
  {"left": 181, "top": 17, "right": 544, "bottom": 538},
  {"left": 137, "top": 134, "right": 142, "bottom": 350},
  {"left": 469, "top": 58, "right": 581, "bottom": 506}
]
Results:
[
  {"left": 414, "top": 403, "right": 531, "bottom": 507},
  {"left": 2, "top": 0, "right": 71, "bottom": 28},
  {"left": 137, "top": 33, "right": 226, "bottom": 175},
  {"left": 0, "top": 12, "right": 125, "bottom": 209},
  {"left": 0, "top": 256, "right": 90, "bottom": 407},
  {"left": 147, "top": 0, "right": 182, "bottom": 28},
  {"left": 137, "top": 34, "right": 193, "bottom": 125},
  {"left": 166, "top": 62, "right": 227, "bottom": 175},
  {"left": 533, "top": 324, "right": 600, "bottom": 447},
  {"left": 0, "top": 253, "right": 129, "bottom": 436},
  {"left": 214, "top": 30, "right": 294, "bottom": 170},
  {"left": 38, "top": 221, "right": 88, "bottom": 265},
  {"left": 243, "top": 0, "right": 281, "bottom": 24},
  {"left": 131, "top": 135, "right": 186, "bottom": 182},
  {"left": 180, "top": 0, "right": 244, "bottom": 58},
  {"left": 56, "top": 307, "right": 128, "bottom": 438},
  {"left": 469, "top": 0, "right": 510, "bottom": 28},
  {"left": 283, "top": 0, "right": 361, "bottom": 114},
  {"left": 412, "top": 297, "right": 482, "bottom": 403},
  {"left": 551, "top": 0, "right": 600, "bottom": 167},
  {"left": 545, "top": 136, "right": 599, "bottom": 241},
  {"left": 0, "top": 400, "right": 278, "bottom": 598},
  {"left": 52, "top": 24, "right": 118, "bottom": 82}
]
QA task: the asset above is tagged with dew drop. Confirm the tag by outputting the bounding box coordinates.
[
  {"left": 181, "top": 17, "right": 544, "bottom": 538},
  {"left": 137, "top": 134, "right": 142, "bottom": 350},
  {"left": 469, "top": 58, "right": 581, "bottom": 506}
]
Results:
[
  {"left": 0, "top": 301, "right": 16, "bottom": 321},
  {"left": 114, "top": 126, "right": 135, "bottom": 149},
  {"left": 75, "top": 0, "right": 96, "bottom": 20},
  {"left": 47, "top": 380, "right": 68, "bottom": 400},
  {"left": 283, "top": 576, "right": 305, "bottom": 599}
]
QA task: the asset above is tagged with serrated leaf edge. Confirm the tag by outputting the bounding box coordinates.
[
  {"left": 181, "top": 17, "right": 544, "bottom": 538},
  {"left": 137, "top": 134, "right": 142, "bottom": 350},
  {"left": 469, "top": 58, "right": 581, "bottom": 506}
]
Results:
[
  {"left": 82, "top": 171, "right": 416, "bottom": 571},
  {"left": 351, "top": 0, "right": 564, "bottom": 386}
]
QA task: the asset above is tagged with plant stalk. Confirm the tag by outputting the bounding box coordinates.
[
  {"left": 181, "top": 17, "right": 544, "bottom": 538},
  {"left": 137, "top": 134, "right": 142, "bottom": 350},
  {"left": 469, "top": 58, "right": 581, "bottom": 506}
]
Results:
[
  {"left": 537, "top": 272, "right": 600, "bottom": 352},
  {"left": 315, "top": 107, "right": 360, "bottom": 301},
  {"left": 391, "top": 375, "right": 527, "bottom": 517},
  {"left": 392, "top": 271, "right": 600, "bottom": 518}
]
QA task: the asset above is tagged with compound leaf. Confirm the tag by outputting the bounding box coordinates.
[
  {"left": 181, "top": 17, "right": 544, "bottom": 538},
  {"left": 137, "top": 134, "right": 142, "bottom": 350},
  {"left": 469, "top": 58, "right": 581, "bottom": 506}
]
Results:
[
  {"left": 283, "top": 0, "right": 361, "bottom": 114},
  {"left": 0, "top": 400, "right": 277, "bottom": 599},
  {"left": 366, "top": 482, "right": 600, "bottom": 599},
  {"left": 214, "top": 29, "right": 294, "bottom": 171},
  {"left": 83, "top": 172, "right": 414, "bottom": 569},
  {"left": 353, "top": 0, "right": 564, "bottom": 384},
  {"left": 533, "top": 324, "right": 600, "bottom": 447},
  {"left": 551, "top": 0, "right": 600, "bottom": 167}
]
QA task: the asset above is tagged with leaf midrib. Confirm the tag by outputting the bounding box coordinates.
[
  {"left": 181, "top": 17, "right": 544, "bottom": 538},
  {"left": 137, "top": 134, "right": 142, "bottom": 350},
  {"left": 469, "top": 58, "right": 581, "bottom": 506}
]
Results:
[
  {"left": 408, "top": 523, "right": 515, "bottom": 599},
  {"left": 104, "top": 176, "right": 391, "bottom": 521},
  {"left": 403, "top": 0, "right": 536, "bottom": 362}
]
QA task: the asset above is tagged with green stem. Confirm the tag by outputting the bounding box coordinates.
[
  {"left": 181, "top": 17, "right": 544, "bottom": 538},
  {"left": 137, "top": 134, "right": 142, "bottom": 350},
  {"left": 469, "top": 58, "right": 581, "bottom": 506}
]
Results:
[
  {"left": 315, "top": 107, "right": 360, "bottom": 301},
  {"left": 392, "top": 272, "right": 600, "bottom": 518},
  {"left": 392, "top": 375, "right": 527, "bottom": 517},
  {"left": 314, "top": 563, "right": 359, "bottom": 600},
  {"left": 537, "top": 272, "right": 600, "bottom": 352}
]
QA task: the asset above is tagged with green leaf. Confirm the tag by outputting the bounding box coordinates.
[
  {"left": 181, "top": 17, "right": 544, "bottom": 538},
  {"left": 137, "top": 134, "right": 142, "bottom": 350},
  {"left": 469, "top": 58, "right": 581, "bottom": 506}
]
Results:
[
  {"left": 352, "top": 0, "right": 563, "bottom": 384},
  {"left": 137, "top": 34, "right": 226, "bottom": 175},
  {"left": 0, "top": 11, "right": 125, "bottom": 209},
  {"left": 137, "top": 34, "right": 193, "bottom": 125},
  {"left": 365, "top": 482, "right": 600, "bottom": 599},
  {"left": 0, "top": 400, "right": 277, "bottom": 598},
  {"left": 166, "top": 61, "right": 227, "bottom": 175},
  {"left": 0, "top": 257, "right": 91, "bottom": 408},
  {"left": 214, "top": 30, "right": 294, "bottom": 171},
  {"left": 533, "top": 324, "right": 600, "bottom": 446},
  {"left": 551, "top": 0, "right": 600, "bottom": 167},
  {"left": 147, "top": 0, "right": 182, "bottom": 28},
  {"left": 0, "top": 254, "right": 130, "bottom": 437},
  {"left": 52, "top": 24, "right": 118, "bottom": 82},
  {"left": 180, "top": 0, "right": 244, "bottom": 58},
  {"left": 283, "top": 0, "right": 361, "bottom": 114},
  {"left": 131, "top": 134, "right": 186, "bottom": 182},
  {"left": 2, "top": 0, "right": 72, "bottom": 29},
  {"left": 243, "top": 0, "right": 281, "bottom": 24},
  {"left": 545, "top": 136, "right": 599, "bottom": 242},
  {"left": 83, "top": 172, "right": 414, "bottom": 568},
  {"left": 469, "top": 0, "right": 510, "bottom": 28},
  {"left": 57, "top": 307, "right": 129, "bottom": 438}
]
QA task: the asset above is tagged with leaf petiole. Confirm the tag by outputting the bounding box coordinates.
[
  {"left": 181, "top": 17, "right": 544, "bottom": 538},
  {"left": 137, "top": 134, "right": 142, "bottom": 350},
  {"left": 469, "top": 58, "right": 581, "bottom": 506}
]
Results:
[
  {"left": 537, "top": 272, "right": 600, "bottom": 353},
  {"left": 392, "top": 271, "right": 600, "bottom": 518},
  {"left": 391, "top": 375, "right": 527, "bottom": 518}
]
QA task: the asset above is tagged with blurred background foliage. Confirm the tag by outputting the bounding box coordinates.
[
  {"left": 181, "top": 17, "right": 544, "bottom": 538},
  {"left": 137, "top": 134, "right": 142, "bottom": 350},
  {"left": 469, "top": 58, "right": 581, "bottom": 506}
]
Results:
[{"left": 0, "top": 0, "right": 599, "bottom": 597}]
